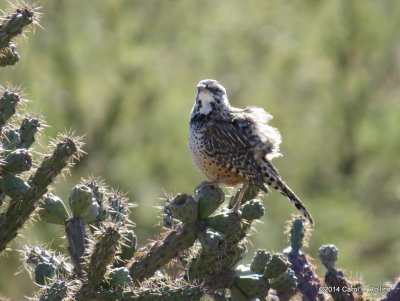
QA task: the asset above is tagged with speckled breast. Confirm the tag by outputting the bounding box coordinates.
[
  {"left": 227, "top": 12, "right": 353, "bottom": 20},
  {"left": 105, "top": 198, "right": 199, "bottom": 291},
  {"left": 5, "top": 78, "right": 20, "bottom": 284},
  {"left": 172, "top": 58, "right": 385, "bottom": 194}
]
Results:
[{"left": 189, "top": 129, "right": 244, "bottom": 186}]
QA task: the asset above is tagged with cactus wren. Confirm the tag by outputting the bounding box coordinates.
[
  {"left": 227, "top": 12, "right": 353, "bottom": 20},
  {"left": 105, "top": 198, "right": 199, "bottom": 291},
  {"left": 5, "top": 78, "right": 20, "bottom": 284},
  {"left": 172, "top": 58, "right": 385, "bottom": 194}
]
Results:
[{"left": 189, "top": 79, "right": 313, "bottom": 224}]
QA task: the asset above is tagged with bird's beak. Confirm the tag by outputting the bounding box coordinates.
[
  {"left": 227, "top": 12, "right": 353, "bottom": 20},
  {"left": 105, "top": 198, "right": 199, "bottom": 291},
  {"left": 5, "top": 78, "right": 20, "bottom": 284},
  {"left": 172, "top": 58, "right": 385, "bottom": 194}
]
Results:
[{"left": 196, "top": 83, "right": 206, "bottom": 91}]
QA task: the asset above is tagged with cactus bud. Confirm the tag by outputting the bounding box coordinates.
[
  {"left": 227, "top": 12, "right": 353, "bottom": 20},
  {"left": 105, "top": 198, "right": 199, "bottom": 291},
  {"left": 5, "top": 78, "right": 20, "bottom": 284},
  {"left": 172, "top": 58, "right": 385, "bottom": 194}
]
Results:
[
  {"left": 168, "top": 193, "right": 198, "bottom": 224},
  {"left": 18, "top": 117, "right": 40, "bottom": 148},
  {"left": 38, "top": 193, "right": 69, "bottom": 225},
  {"left": 3, "top": 172, "right": 29, "bottom": 200},
  {"left": 119, "top": 230, "right": 137, "bottom": 261},
  {"left": 38, "top": 280, "right": 68, "bottom": 300},
  {"left": 0, "top": 43, "right": 20, "bottom": 67},
  {"left": 108, "top": 194, "right": 127, "bottom": 223},
  {"left": 194, "top": 183, "right": 224, "bottom": 219},
  {"left": 68, "top": 184, "right": 94, "bottom": 218},
  {"left": 269, "top": 269, "right": 297, "bottom": 291},
  {"left": 263, "top": 254, "right": 289, "bottom": 280},
  {"left": 0, "top": 7, "right": 34, "bottom": 49},
  {"left": 250, "top": 249, "right": 271, "bottom": 274},
  {"left": 34, "top": 262, "right": 55, "bottom": 285},
  {"left": 3, "top": 148, "right": 32, "bottom": 173},
  {"left": 108, "top": 267, "right": 133, "bottom": 287},
  {"left": 1, "top": 128, "right": 20, "bottom": 149},
  {"left": 318, "top": 244, "right": 338, "bottom": 270},
  {"left": 204, "top": 211, "right": 241, "bottom": 234},
  {"left": 234, "top": 274, "right": 269, "bottom": 298},
  {"left": 240, "top": 199, "right": 265, "bottom": 220},
  {"left": 80, "top": 202, "right": 100, "bottom": 223},
  {"left": 0, "top": 90, "right": 20, "bottom": 126},
  {"left": 198, "top": 229, "right": 225, "bottom": 254},
  {"left": 287, "top": 215, "right": 310, "bottom": 253}
]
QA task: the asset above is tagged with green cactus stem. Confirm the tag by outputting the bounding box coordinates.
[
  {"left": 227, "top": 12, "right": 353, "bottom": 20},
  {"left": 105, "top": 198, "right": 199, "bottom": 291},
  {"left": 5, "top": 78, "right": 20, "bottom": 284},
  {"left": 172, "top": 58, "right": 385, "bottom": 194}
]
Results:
[
  {"left": 232, "top": 251, "right": 296, "bottom": 300},
  {"left": 24, "top": 245, "right": 73, "bottom": 278},
  {"left": 269, "top": 269, "right": 297, "bottom": 291},
  {"left": 1, "top": 171, "right": 30, "bottom": 200},
  {"left": 189, "top": 215, "right": 250, "bottom": 281},
  {"left": 65, "top": 218, "right": 87, "bottom": 278},
  {"left": 263, "top": 253, "right": 289, "bottom": 280},
  {"left": 87, "top": 223, "right": 122, "bottom": 289},
  {"left": 222, "top": 241, "right": 248, "bottom": 270},
  {"left": 188, "top": 229, "right": 227, "bottom": 280},
  {"left": 37, "top": 280, "right": 68, "bottom": 301},
  {"left": 17, "top": 117, "right": 41, "bottom": 149},
  {"left": 168, "top": 193, "right": 198, "bottom": 224},
  {"left": 240, "top": 199, "right": 265, "bottom": 220},
  {"left": 195, "top": 183, "right": 225, "bottom": 219},
  {"left": 128, "top": 190, "right": 211, "bottom": 283},
  {"left": 107, "top": 192, "right": 128, "bottom": 223},
  {"left": 250, "top": 249, "right": 271, "bottom": 274},
  {"left": 0, "top": 127, "right": 20, "bottom": 149},
  {"left": 192, "top": 247, "right": 244, "bottom": 280},
  {"left": 0, "top": 136, "right": 79, "bottom": 252},
  {"left": 229, "top": 285, "right": 248, "bottom": 301},
  {"left": 0, "top": 6, "right": 36, "bottom": 49},
  {"left": 29, "top": 136, "right": 79, "bottom": 189},
  {"left": 0, "top": 43, "right": 19, "bottom": 67},
  {"left": 198, "top": 229, "right": 225, "bottom": 254},
  {"left": 234, "top": 273, "right": 270, "bottom": 299},
  {"left": 117, "top": 230, "right": 137, "bottom": 264},
  {"left": 3, "top": 148, "right": 32, "bottom": 173},
  {"left": 129, "top": 221, "right": 199, "bottom": 283},
  {"left": 189, "top": 185, "right": 257, "bottom": 283},
  {"left": 107, "top": 267, "right": 133, "bottom": 287},
  {"left": 34, "top": 262, "right": 56, "bottom": 285},
  {"left": 188, "top": 249, "right": 219, "bottom": 280},
  {"left": 288, "top": 216, "right": 308, "bottom": 253},
  {"left": 0, "top": 89, "right": 20, "bottom": 129},
  {"left": 204, "top": 211, "right": 241, "bottom": 235},
  {"left": 38, "top": 193, "right": 69, "bottom": 225}
]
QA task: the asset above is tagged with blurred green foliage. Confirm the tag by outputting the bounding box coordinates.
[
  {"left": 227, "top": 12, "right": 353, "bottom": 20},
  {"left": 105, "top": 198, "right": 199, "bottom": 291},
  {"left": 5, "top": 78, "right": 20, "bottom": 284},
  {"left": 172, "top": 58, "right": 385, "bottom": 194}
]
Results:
[{"left": 1, "top": 0, "right": 400, "bottom": 299}]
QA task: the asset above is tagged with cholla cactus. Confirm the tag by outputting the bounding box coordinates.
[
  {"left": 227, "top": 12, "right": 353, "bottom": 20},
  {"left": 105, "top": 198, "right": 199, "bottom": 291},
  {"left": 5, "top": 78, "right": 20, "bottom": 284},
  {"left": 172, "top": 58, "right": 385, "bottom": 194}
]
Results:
[
  {"left": 0, "top": 5, "right": 39, "bottom": 67},
  {"left": 318, "top": 244, "right": 363, "bottom": 301},
  {"left": 2, "top": 3, "right": 400, "bottom": 301},
  {"left": 281, "top": 215, "right": 325, "bottom": 301},
  {"left": 0, "top": 5, "right": 81, "bottom": 253}
]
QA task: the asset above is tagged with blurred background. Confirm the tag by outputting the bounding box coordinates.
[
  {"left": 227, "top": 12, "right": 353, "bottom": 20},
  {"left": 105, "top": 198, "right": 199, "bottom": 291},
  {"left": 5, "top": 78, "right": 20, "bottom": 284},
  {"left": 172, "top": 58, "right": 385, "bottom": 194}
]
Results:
[{"left": 1, "top": 0, "right": 400, "bottom": 299}]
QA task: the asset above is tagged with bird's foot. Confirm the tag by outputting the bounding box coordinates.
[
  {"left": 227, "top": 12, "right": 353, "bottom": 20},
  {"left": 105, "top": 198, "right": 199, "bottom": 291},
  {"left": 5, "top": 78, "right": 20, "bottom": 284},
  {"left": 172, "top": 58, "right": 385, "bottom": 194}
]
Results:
[{"left": 231, "top": 182, "right": 250, "bottom": 213}]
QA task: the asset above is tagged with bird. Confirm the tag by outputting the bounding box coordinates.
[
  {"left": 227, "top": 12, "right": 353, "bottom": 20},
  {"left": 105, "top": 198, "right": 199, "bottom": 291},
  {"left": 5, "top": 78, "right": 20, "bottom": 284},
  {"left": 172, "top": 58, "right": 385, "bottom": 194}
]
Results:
[{"left": 189, "top": 79, "right": 313, "bottom": 224}]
